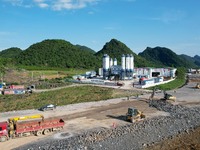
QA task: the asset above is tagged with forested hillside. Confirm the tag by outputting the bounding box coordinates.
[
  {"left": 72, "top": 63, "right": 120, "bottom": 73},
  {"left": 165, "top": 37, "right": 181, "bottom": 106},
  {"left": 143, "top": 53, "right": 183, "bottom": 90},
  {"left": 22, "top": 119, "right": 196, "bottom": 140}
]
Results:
[
  {"left": 95, "top": 39, "right": 157, "bottom": 67},
  {"left": 0, "top": 47, "right": 22, "bottom": 58},
  {"left": 0, "top": 39, "right": 199, "bottom": 70},
  {"left": 139, "top": 47, "right": 197, "bottom": 68},
  {"left": 15, "top": 39, "right": 97, "bottom": 69}
]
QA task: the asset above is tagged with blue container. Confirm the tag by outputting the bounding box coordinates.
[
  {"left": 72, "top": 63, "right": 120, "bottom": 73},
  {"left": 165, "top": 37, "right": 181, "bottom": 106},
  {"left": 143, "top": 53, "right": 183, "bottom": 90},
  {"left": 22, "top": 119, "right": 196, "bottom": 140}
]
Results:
[{"left": 14, "top": 89, "right": 25, "bottom": 94}]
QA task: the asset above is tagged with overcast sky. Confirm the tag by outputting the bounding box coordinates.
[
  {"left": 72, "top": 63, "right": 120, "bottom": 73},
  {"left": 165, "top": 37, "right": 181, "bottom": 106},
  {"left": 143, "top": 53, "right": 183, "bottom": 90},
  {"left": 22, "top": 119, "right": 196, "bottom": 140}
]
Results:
[{"left": 0, "top": 0, "right": 200, "bottom": 56}]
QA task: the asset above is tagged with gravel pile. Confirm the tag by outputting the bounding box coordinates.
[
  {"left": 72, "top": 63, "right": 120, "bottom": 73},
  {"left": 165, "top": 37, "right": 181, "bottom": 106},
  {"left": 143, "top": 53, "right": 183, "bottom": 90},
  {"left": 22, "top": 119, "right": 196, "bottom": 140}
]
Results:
[{"left": 16, "top": 100, "right": 200, "bottom": 150}]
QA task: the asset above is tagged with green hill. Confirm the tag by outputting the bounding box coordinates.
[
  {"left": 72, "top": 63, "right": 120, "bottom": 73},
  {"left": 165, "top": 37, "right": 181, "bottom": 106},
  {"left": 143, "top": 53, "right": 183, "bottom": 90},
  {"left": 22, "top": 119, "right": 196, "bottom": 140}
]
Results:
[
  {"left": 138, "top": 47, "right": 196, "bottom": 68},
  {"left": 1, "top": 39, "right": 199, "bottom": 70},
  {"left": 15, "top": 39, "right": 97, "bottom": 69},
  {"left": 95, "top": 39, "right": 156, "bottom": 67},
  {"left": 0, "top": 47, "right": 22, "bottom": 58},
  {"left": 194, "top": 55, "right": 200, "bottom": 66},
  {"left": 75, "top": 45, "right": 96, "bottom": 54}
]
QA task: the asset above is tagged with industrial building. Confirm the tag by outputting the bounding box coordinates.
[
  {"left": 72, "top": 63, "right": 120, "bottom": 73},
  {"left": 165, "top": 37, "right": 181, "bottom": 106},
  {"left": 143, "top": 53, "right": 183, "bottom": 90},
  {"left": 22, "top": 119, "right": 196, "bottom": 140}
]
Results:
[
  {"left": 102, "top": 54, "right": 134, "bottom": 80},
  {"left": 100, "top": 54, "right": 177, "bottom": 81}
]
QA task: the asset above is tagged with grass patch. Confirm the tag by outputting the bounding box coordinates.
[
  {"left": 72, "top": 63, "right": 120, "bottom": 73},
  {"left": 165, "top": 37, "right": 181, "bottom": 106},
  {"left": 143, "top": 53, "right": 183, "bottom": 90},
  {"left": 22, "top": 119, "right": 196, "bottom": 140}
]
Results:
[{"left": 0, "top": 85, "right": 141, "bottom": 112}]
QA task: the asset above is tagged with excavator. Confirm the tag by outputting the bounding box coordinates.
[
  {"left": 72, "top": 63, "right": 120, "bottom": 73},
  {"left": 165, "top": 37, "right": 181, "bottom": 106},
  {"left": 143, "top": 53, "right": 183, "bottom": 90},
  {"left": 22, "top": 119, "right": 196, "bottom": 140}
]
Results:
[
  {"left": 8, "top": 114, "right": 44, "bottom": 137},
  {"left": 195, "top": 83, "right": 200, "bottom": 89},
  {"left": 149, "top": 88, "right": 176, "bottom": 102},
  {"left": 163, "top": 91, "right": 176, "bottom": 101},
  {"left": 126, "top": 107, "right": 145, "bottom": 123}
]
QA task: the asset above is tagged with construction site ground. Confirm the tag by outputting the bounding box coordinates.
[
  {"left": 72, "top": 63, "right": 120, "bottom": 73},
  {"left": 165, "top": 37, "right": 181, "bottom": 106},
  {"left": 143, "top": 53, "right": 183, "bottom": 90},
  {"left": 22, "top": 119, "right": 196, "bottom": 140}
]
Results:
[{"left": 0, "top": 80, "right": 200, "bottom": 149}]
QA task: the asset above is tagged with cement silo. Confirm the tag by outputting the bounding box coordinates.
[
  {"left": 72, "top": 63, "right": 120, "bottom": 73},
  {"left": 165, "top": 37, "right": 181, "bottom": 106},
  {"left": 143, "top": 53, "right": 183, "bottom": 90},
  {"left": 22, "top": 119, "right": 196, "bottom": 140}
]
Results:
[
  {"left": 110, "top": 58, "right": 113, "bottom": 67},
  {"left": 126, "top": 54, "right": 130, "bottom": 78},
  {"left": 130, "top": 54, "right": 134, "bottom": 72},
  {"left": 129, "top": 54, "right": 134, "bottom": 78},
  {"left": 113, "top": 58, "right": 117, "bottom": 66},
  {"left": 103, "top": 54, "right": 110, "bottom": 79},
  {"left": 121, "top": 54, "right": 126, "bottom": 80}
]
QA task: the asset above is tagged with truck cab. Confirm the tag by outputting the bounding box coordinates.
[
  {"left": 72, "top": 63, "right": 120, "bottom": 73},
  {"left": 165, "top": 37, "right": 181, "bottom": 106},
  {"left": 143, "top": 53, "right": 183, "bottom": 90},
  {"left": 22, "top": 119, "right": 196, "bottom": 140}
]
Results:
[{"left": 0, "top": 121, "right": 9, "bottom": 142}]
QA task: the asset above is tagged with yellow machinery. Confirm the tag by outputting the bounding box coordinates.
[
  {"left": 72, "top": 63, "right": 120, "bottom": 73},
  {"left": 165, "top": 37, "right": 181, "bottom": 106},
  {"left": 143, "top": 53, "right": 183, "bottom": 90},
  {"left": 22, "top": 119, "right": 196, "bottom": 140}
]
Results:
[
  {"left": 126, "top": 107, "right": 145, "bottom": 123},
  {"left": 8, "top": 114, "right": 44, "bottom": 137},
  {"left": 163, "top": 91, "right": 176, "bottom": 102},
  {"left": 195, "top": 83, "right": 200, "bottom": 89}
]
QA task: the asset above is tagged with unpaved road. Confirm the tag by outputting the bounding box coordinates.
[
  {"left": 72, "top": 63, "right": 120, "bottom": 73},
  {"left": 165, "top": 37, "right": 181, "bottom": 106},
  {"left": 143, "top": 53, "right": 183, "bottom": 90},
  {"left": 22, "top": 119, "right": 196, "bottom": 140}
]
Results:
[
  {"left": 0, "top": 97, "right": 168, "bottom": 150},
  {"left": 0, "top": 80, "right": 200, "bottom": 150}
]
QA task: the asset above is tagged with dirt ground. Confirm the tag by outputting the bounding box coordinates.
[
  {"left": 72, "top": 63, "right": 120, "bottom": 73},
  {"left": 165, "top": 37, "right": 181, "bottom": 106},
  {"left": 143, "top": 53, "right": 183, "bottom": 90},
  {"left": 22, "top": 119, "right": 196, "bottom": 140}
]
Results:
[
  {"left": 0, "top": 97, "right": 168, "bottom": 150},
  {"left": 1, "top": 77, "right": 200, "bottom": 150}
]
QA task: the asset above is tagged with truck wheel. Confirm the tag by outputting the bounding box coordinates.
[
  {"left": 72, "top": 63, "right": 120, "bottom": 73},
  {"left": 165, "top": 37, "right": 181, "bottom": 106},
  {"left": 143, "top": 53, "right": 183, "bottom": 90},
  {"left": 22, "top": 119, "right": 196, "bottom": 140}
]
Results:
[
  {"left": 0, "top": 136, "right": 7, "bottom": 142},
  {"left": 36, "top": 130, "right": 42, "bottom": 136},
  {"left": 43, "top": 129, "right": 50, "bottom": 135}
]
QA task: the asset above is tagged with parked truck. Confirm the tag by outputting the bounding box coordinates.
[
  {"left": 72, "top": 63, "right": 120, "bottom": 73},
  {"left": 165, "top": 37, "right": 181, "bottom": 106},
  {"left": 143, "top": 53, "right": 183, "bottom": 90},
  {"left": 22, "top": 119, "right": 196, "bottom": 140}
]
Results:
[{"left": 0, "top": 114, "right": 65, "bottom": 142}]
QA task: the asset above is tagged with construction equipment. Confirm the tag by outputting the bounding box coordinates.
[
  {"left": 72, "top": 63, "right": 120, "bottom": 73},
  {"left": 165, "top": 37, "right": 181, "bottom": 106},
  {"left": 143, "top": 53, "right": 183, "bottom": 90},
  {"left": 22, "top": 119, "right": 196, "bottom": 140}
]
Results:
[
  {"left": 0, "top": 114, "right": 64, "bottom": 142},
  {"left": 163, "top": 91, "right": 176, "bottom": 101},
  {"left": 126, "top": 107, "right": 145, "bottom": 123},
  {"left": 8, "top": 114, "right": 44, "bottom": 137},
  {"left": 195, "top": 83, "right": 200, "bottom": 89}
]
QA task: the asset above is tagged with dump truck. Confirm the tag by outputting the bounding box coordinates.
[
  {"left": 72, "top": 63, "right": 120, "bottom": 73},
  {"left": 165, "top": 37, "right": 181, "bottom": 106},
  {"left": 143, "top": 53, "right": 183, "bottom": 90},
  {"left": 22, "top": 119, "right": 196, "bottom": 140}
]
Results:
[
  {"left": 126, "top": 107, "right": 145, "bottom": 123},
  {"left": 0, "top": 114, "right": 65, "bottom": 142}
]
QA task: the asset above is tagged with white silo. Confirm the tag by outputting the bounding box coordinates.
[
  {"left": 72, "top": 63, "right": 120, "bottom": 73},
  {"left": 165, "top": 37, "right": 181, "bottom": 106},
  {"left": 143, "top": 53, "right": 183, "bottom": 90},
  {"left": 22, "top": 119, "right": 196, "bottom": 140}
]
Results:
[
  {"left": 121, "top": 54, "right": 126, "bottom": 80},
  {"left": 125, "top": 54, "right": 130, "bottom": 78},
  {"left": 126, "top": 54, "right": 130, "bottom": 70},
  {"left": 114, "top": 58, "right": 117, "bottom": 66},
  {"left": 121, "top": 54, "right": 126, "bottom": 70},
  {"left": 110, "top": 58, "right": 113, "bottom": 67},
  {"left": 103, "top": 54, "right": 110, "bottom": 79},
  {"left": 130, "top": 54, "right": 134, "bottom": 72}
]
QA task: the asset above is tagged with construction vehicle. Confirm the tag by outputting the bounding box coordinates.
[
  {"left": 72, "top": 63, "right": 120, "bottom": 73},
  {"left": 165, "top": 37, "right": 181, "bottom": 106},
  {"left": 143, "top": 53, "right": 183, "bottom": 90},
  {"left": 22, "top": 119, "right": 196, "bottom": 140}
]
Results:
[
  {"left": 195, "top": 83, "right": 200, "bottom": 89},
  {"left": 163, "top": 91, "right": 176, "bottom": 101},
  {"left": 126, "top": 107, "right": 145, "bottom": 123},
  {"left": 117, "top": 82, "right": 124, "bottom": 86},
  {"left": 0, "top": 114, "right": 64, "bottom": 142}
]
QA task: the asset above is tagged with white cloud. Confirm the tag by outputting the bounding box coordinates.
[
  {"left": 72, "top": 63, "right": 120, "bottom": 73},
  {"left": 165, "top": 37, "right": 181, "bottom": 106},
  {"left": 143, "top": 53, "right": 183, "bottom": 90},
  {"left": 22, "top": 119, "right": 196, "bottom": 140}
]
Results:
[
  {"left": 104, "top": 26, "right": 116, "bottom": 30},
  {"left": 52, "top": 0, "right": 98, "bottom": 11},
  {"left": 0, "top": 31, "right": 14, "bottom": 36},
  {"left": 4, "top": 0, "right": 23, "bottom": 6},
  {"left": 4, "top": 0, "right": 99, "bottom": 10},
  {"left": 38, "top": 3, "right": 48, "bottom": 8},
  {"left": 149, "top": 10, "right": 186, "bottom": 24}
]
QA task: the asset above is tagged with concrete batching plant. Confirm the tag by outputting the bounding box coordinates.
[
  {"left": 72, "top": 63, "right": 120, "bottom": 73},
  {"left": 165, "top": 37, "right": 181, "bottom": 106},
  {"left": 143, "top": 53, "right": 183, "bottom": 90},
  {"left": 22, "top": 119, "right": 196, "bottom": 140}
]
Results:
[
  {"left": 101, "top": 54, "right": 176, "bottom": 81},
  {"left": 102, "top": 54, "right": 134, "bottom": 80}
]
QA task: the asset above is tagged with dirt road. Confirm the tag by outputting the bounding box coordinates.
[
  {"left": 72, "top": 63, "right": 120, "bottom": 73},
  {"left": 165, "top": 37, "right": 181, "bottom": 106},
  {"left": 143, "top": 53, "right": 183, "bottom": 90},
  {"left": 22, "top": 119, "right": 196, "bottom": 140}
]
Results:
[
  {"left": 1, "top": 80, "right": 200, "bottom": 150},
  {"left": 0, "top": 96, "right": 168, "bottom": 150}
]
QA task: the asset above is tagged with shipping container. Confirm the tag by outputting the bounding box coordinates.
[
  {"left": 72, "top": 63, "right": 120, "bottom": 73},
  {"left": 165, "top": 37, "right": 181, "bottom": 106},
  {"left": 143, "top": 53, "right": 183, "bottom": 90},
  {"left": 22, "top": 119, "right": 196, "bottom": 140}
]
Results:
[
  {"left": 3, "top": 89, "right": 15, "bottom": 95},
  {"left": 9, "top": 85, "right": 25, "bottom": 89},
  {"left": 13, "top": 89, "right": 26, "bottom": 94}
]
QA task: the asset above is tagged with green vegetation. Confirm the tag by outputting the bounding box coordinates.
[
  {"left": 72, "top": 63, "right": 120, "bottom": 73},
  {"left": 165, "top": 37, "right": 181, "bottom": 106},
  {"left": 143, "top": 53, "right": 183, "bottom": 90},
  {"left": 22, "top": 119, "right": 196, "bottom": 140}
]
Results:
[
  {"left": 0, "top": 85, "right": 141, "bottom": 112},
  {"left": 15, "top": 39, "right": 97, "bottom": 69},
  {"left": 139, "top": 47, "right": 197, "bottom": 68},
  {"left": 149, "top": 67, "right": 187, "bottom": 91},
  {"left": 1, "top": 39, "right": 200, "bottom": 70},
  {"left": 0, "top": 47, "right": 22, "bottom": 58},
  {"left": 95, "top": 39, "right": 157, "bottom": 68}
]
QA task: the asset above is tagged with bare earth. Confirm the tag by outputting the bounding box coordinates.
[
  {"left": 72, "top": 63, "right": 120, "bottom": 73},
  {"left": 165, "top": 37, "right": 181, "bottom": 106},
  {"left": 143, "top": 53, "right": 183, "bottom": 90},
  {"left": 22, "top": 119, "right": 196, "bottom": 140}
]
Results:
[{"left": 0, "top": 80, "right": 200, "bottom": 150}]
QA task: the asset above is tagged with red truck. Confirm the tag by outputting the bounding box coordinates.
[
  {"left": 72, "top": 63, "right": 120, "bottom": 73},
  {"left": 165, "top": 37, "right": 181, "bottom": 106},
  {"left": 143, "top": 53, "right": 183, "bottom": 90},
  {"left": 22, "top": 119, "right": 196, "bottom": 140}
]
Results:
[{"left": 0, "top": 116, "right": 65, "bottom": 142}]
